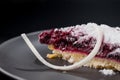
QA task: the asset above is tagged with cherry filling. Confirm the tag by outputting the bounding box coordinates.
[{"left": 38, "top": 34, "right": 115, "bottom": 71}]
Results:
[{"left": 39, "top": 29, "right": 120, "bottom": 62}]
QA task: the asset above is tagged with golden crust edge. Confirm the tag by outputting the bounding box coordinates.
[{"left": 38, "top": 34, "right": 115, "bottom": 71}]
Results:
[{"left": 48, "top": 45, "right": 120, "bottom": 71}]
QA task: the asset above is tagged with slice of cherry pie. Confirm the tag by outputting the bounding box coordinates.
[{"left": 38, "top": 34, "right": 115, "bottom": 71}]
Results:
[{"left": 39, "top": 23, "right": 120, "bottom": 71}]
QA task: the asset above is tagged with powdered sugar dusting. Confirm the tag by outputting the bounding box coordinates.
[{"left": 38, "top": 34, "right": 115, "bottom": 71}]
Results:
[
  {"left": 109, "top": 48, "right": 120, "bottom": 54},
  {"left": 59, "top": 23, "right": 120, "bottom": 45},
  {"left": 99, "top": 69, "right": 116, "bottom": 75}
]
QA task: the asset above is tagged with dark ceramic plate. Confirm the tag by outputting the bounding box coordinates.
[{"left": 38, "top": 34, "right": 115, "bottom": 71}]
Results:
[{"left": 0, "top": 31, "right": 119, "bottom": 80}]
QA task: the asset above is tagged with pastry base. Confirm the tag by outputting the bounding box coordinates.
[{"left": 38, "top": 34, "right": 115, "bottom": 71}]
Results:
[{"left": 48, "top": 45, "right": 120, "bottom": 71}]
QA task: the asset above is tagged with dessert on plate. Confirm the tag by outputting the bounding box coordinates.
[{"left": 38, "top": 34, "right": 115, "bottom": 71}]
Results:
[{"left": 39, "top": 23, "right": 120, "bottom": 71}]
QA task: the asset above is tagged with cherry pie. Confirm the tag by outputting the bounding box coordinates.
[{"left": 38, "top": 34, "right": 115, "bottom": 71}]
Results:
[{"left": 39, "top": 23, "right": 120, "bottom": 71}]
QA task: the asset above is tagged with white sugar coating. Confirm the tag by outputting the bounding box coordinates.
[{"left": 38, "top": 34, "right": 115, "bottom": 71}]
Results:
[
  {"left": 99, "top": 69, "right": 116, "bottom": 75},
  {"left": 59, "top": 23, "right": 120, "bottom": 49},
  {"left": 60, "top": 23, "right": 120, "bottom": 44}
]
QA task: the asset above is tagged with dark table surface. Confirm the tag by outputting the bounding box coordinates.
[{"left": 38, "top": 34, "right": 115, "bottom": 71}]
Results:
[{"left": 1, "top": 0, "right": 120, "bottom": 79}]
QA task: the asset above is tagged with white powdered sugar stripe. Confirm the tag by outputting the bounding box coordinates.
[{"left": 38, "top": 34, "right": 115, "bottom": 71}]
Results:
[
  {"left": 99, "top": 69, "right": 116, "bottom": 75},
  {"left": 100, "top": 24, "right": 120, "bottom": 44},
  {"left": 59, "top": 23, "right": 120, "bottom": 45},
  {"left": 108, "top": 48, "right": 120, "bottom": 55}
]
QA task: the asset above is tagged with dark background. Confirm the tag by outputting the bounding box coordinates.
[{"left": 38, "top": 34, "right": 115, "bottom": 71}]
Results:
[{"left": 0, "top": 0, "right": 120, "bottom": 79}]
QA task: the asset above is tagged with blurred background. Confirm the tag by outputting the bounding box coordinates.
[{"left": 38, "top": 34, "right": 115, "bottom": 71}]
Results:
[{"left": 0, "top": 0, "right": 120, "bottom": 79}]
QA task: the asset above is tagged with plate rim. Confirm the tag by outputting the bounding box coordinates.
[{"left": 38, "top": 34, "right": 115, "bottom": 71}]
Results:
[{"left": 0, "top": 31, "right": 41, "bottom": 80}]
